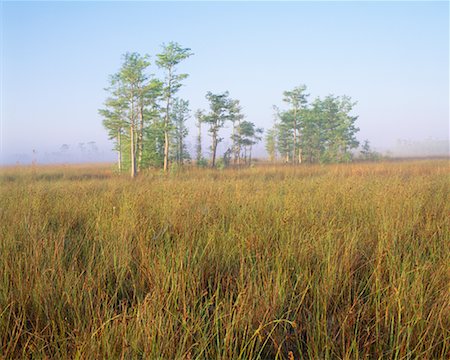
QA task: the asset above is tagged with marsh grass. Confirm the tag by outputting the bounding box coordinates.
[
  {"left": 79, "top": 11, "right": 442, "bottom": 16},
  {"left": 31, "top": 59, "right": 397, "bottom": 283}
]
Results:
[{"left": 0, "top": 160, "right": 449, "bottom": 359}]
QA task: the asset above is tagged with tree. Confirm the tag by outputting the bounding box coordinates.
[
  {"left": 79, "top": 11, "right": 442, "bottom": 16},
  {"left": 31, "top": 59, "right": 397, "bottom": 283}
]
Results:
[
  {"left": 276, "top": 111, "right": 294, "bottom": 163},
  {"left": 300, "top": 99, "right": 325, "bottom": 163},
  {"left": 267, "top": 89, "right": 360, "bottom": 164},
  {"left": 237, "top": 120, "right": 263, "bottom": 165},
  {"left": 119, "top": 53, "right": 153, "bottom": 176},
  {"left": 317, "top": 95, "right": 359, "bottom": 163},
  {"left": 100, "top": 52, "right": 164, "bottom": 176},
  {"left": 102, "top": 53, "right": 152, "bottom": 177},
  {"left": 138, "top": 78, "right": 163, "bottom": 169},
  {"left": 265, "top": 128, "right": 277, "bottom": 163},
  {"left": 202, "top": 91, "right": 232, "bottom": 168},
  {"left": 282, "top": 85, "right": 309, "bottom": 164},
  {"left": 143, "top": 119, "right": 165, "bottom": 168},
  {"left": 195, "top": 110, "right": 204, "bottom": 164},
  {"left": 229, "top": 99, "right": 245, "bottom": 165},
  {"left": 156, "top": 42, "right": 193, "bottom": 172},
  {"left": 171, "top": 98, "right": 190, "bottom": 165}
]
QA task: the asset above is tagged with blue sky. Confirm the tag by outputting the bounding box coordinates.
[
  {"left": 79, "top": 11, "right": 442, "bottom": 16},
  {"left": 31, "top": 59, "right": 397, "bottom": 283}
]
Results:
[{"left": 1, "top": 1, "right": 449, "bottom": 164}]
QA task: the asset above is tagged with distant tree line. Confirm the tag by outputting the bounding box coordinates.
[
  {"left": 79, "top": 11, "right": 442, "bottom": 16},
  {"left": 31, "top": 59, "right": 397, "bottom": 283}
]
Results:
[{"left": 100, "top": 44, "right": 367, "bottom": 177}]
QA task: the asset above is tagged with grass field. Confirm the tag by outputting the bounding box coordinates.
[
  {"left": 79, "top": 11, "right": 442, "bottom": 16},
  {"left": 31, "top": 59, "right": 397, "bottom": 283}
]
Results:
[{"left": 0, "top": 160, "right": 449, "bottom": 359}]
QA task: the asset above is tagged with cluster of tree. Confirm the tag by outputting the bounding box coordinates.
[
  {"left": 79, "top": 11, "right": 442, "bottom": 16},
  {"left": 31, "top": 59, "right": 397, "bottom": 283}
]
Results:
[
  {"left": 100, "top": 43, "right": 263, "bottom": 177},
  {"left": 99, "top": 43, "right": 193, "bottom": 177},
  {"left": 265, "top": 85, "right": 360, "bottom": 164},
  {"left": 195, "top": 92, "right": 263, "bottom": 168},
  {"left": 101, "top": 47, "right": 367, "bottom": 176}
]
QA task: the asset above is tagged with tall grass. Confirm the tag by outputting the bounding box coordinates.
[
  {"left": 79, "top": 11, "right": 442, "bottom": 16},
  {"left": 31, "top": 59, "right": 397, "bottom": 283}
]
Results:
[{"left": 0, "top": 160, "right": 449, "bottom": 359}]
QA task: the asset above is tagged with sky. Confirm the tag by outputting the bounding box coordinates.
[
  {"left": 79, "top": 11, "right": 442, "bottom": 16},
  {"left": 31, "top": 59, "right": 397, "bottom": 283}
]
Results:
[{"left": 1, "top": 1, "right": 449, "bottom": 164}]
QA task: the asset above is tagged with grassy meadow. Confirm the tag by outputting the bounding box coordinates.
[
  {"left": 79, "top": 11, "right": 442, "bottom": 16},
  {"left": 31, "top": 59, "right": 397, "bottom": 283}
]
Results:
[{"left": 0, "top": 160, "right": 449, "bottom": 359}]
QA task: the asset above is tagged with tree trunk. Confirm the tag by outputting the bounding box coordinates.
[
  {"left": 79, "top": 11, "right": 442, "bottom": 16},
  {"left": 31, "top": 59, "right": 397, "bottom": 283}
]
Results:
[
  {"left": 163, "top": 68, "right": 172, "bottom": 172},
  {"left": 211, "top": 132, "right": 217, "bottom": 168},
  {"left": 130, "top": 95, "right": 136, "bottom": 178},
  {"left": 236, "top": 119, "right": 241, "bottom": 166},
  {"left": 163, "top": 129, "right": 169, "bottom": 171},
  {"left": 293, "top": 107, "right": 297, "bottom": 165},
  {"left": 179, "top": 136, "right": 183, "bottom": 165},
  {"left": 298, "top": 127, "right": 303, "bottom": 164},
  {"left": 130, "top": 124, "right": 136, "bottom": 178},
  {"left": 232, "top": 122, "right": 236, "bottom": 165},
  {"left": 249, "top": 145, "right": 252, "bottom": 166},
  {"left": 196, "top": 120, "right": 202, "bottom": 163},
  {"left": 137, "top": 106, "right": 144, "bottom": 172},
  {"left": 117, "top": 129, "right": 122, "bottom": 173}
]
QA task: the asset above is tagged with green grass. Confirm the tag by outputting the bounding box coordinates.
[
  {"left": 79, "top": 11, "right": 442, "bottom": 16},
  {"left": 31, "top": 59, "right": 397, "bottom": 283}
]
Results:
[{"left": 0, "top": 160, "right": 449, "bottom": 359}]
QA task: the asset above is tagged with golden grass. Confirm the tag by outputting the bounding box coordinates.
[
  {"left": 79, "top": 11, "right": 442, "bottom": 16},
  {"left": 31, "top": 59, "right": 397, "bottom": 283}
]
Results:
[{"left": 0, "top": 160, "right": 449, "bottom": 359}]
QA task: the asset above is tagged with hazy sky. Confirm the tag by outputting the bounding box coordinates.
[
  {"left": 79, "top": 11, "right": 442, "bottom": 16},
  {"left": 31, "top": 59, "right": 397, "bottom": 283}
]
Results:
[{"left": 1, "top": 1, "right": 449, "bottom": 164}]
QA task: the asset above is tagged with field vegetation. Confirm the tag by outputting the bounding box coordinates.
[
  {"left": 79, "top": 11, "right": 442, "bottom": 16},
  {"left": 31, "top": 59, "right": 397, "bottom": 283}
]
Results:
[{"left": 0, "top": 160, "right": 449, "bottom": 359}]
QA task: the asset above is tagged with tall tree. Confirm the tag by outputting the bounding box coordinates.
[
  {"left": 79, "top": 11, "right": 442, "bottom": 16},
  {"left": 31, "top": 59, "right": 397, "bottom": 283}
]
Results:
[
  {"left": 171, "top": 98, "right": 190, "bottom": 165},
  {"left": 137, "top": 78, "right": 163, "bottom": 170},
  {"left": 265, "top": 128, "right": 277, "bottom": 163},
  {"left": 238, "top": 121, "right": 263, "bottom": 165},
  {"left": 298, "top": 99, "right": 324, "bottom": 163},
  {"left": 229, "top": 99, "right": 245, "bottom": 165},
  {"left": 115, "top": 53, "right": 150, "bottom": 177},
  {"left": 195, "top": 110, "right": 204, "bottom": 164},
  {"left": 283, "top": 85, "right": 309, "bottom": 164},
  {"left": 202, "top": 91, "right": 232, "bottom": 168},
  {"left": 316, "top": 95, "right": 359, "bottom": 163},
  {"left": 120, "top": 53, "right": 152, "bottom": 176},
  {"left": 100, "top": 52, "right": 163, "bottom": 176},
  {"left": 276, "top": 111, "right": 294, "bottom": 163},
  {"left": 156, "top": 42, "right": 193, "bottom": 172}
]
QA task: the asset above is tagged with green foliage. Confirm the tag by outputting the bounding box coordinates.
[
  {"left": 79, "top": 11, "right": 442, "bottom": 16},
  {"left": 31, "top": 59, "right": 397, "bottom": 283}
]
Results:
[
  {"left": 156, "top": 42, "right": 193, "bottom": 73},
  {"left": 202, "top": 91, "right": 232, "bottom": 167},
  {"left": 156, "top": 42, "right": 193, "bottom": 122},
  {"left": 202, "top": 91, "right": 232, "bottom": 130},
  {"left": 236, "top": 120, "right": 263, "bottom": 165},
  {"left": 269, "top": 87, "right": 360, "bottom": 164},
  {"left": 228, "top": 99, "right": 245, "bottom": 164},
  {"left": 265, "top": 128, "right": 277, "bottom": 162},
  {"left": 283, "top": 85, "right": 309, "bottom": 112},
  {"left": 215, "top": 158, "right": 226, "bottom": 170},
  {"left": 142, "top": 120, "right": 165, "bottom": 167},
  {"left": 99, "top": 52, "right": 159, "bottom": 176},
  {"left": 276, "top": 112, "right": 294, "bottom": 162},
  {"left": 100, "top": 44, "right": 191, "bottom": 174},
  {"left": 196, "top": 157, "right": 208, "bottom": 168},
  {"left": 157, "top": 42, "right": 193, "bottom": 171},
  {"left": 170, "top": 98, "right": 191, "bottom": 165}
]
